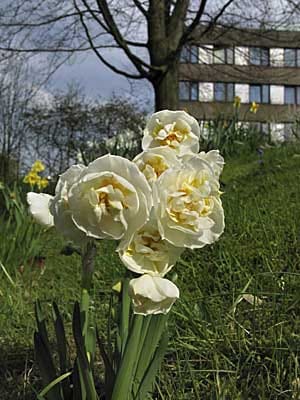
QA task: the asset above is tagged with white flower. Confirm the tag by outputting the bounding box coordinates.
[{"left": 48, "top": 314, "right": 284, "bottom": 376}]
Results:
[
  {"left": 27, "top": 192, "right": 54, "bottom": 227},
  {"left": 142, "top": 110, "right": 200, "bottom": 155},
  {"left": 50, "top": 164, "right": 88, "bottom": 243},
  {"left": 199, "top": 150, "right": 224, "bottom": 178},
  {"left": 133, "top": 147, "right": 181, "bottom": 184},
  {"left": 68, "top": 154, "right": 153, "bottom": 241},
  {"left": 129, "top": 274, "right": 179, "bottom": 315},
  {"left": 154, "top": 157, "right": 224, "bottom": 249},
  {"left": 183, "top": 150, "right": 225, "bottom": 179},
  {"left": 118, "top": 216, "right": 183, "bottom": 277}
]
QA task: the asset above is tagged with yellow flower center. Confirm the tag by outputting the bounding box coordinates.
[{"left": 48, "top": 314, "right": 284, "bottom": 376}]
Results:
[
  {"left": 125, "top": 228, "right": 169, "bottom": 272},
  {"left": 152, "top": 120, "right": 191, "bottom": 149},
  {"left": 167, "top": 175, "right": 215, "bottom": 231},
  {"left": 143, "top": 156, "right": 168, "bottom": 178}
]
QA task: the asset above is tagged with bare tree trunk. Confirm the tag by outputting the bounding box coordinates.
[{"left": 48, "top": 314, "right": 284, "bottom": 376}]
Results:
[{"left": 152, "top": 61, "right": 179, "bottom": 111}]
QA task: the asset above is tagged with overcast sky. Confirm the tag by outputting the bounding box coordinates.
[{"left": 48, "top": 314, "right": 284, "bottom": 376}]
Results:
[{"left": 49, "top": 51, "right": 153, "bottom": 110}]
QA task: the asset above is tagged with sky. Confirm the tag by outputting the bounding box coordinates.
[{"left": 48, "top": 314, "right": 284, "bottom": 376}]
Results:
[{"left": 50, "top": 51, "right": 153, "bottom": 110}]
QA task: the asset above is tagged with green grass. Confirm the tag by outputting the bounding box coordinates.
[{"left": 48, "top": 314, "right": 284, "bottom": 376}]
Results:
[{"left": 1, "top": 144, "right": 300, "bottom": 399}]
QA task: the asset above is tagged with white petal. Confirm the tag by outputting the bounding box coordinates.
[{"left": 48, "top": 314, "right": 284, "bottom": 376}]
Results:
[
  {"left": 129, "top": 275, "right": 179, "bottom": 315},
  {"left": 27, "top": 192, "right": 54, "bottom": 227},
  {"left": 67, "top": 154, "right": 153, "bottom": 241}
]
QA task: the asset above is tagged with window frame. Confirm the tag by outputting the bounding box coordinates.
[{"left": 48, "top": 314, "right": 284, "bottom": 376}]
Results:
[
  {"left": 284, "top": 85, "right": 300, "bottom": 105},
  {"left": 249, "top": 84, "right": 270, "bottom": 104},
  {"left": 180, "top": 45, "right": 199, "bottom": 64},
  {"left": 213, "top": 45, "right": 234, "bottom": 65},
  {"left": 284, "top": 48, "right": 298, "bottom": 67},
  {"left": 249, "top": 47, "right": 270, "bottom": 66},
  {"left": 214, "top": 82, "right": 235, "bottom": 102},
  {"left": 179, "top": 81, "right": 199, "bottom": 101}
]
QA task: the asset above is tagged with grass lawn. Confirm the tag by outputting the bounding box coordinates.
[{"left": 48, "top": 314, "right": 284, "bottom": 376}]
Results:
[{"left": 0, "top": 144, "right": 300, "bottom": 399}]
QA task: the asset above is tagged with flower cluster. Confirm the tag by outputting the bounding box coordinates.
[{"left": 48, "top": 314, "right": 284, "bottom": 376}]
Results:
[
  {"left": 27, "top": 110, "right": 224, "bottom": 315},
  {"left": 24, "top": 160, "right": 49, "bottom": 190}
]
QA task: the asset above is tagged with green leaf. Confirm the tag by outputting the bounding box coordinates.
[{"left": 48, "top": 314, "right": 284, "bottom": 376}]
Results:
[
  {"left": 72, "top": 302, "right": 98, "bottom": 400},
  {"left": 52, "top": 302, "right": 72, "bottom": 399},
  {"left": 34, "top": 332, "right": 62, "bottom": 400},
  {"left": 134, "top": 330, "right": 169, "bottom": 400},
  {"left": 80, "top": 289, "right": 90, "bottom": 338},
  {"left": 39, "top": 372, "right": 72, "bottom": 398},
  {"left": 72, "top": 359, "right": 83, "bottom": 400},
  {"left": 80, "top": 289, "right": 96, "bottom": 364},
  {"left": 96, "top": 328, "right": 115, "bottom": 399},
  {"left": 86, "top": 325, "right": 96, "bottom": 367},
  {"left": 132, "top": 315, "right": 152, "bottom": 394},
  {"left": 133, "top": 314, "right": 168, "bottom": 391},
  {"left": 111, "top": 315, "right": 143, "bottom": 400},
  {"left": 35, "top": 300, "right": 51, "bottom": 354},
  {"left": 0, "top": 259, "right": 15, "bottom": 287}
]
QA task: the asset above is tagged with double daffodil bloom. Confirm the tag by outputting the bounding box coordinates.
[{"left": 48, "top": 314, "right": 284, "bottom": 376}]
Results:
[
  {"left": 68, "top": 155, "right": 152, "bottom": 242},
  {"left": 129, "top": 274, "right": 180, "bottom": 315},
  {"left": 134, "top": 147, "right": 181, "bottom": 185},
  {"left": 142, "top": 110, "right": 200, "bottom": 156},
  {"left": 118, "top": 216, "right": 183, "bottom": 277},
  {"left": 154, "top": 157, "right": 224, "bottom": 249}
]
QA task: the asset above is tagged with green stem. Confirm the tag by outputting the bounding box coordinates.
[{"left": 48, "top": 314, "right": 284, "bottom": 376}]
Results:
[
  {"left": 80, "top": 240, "right": 97, "bottom": 365},
  {"left": 120, "top": 278, "right": 131, "bottom": 356},
  {"left": 81, "top": 240, "right": 97, "bottom": 291}
]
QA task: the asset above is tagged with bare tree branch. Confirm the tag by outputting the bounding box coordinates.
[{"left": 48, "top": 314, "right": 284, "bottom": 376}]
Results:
[
  {"left": 93, "top": 0, "right": 151, "bottom": 75},
  {"left": 74, "top": 0, "right": 145, "bottom": 79},
  {"left": 132, "top": 0, "right": 149, "bottom": 19}
]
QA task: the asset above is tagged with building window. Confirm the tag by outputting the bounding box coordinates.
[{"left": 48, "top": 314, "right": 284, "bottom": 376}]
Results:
[
  {"left": 284, "top": 48, "right": 300, "bottom": 67},
  {"left": 180, "top": 45, "right": 198, "bottom": 63},
  {"left": 199, "top": 82, "right": 214, "bottom": 101},
  {"left": 249, "top": 84, "right": 270, "bottom": 103},
  {"left": 213, "top": 46, "right": 234, "bottom": 64},
  {"left": 179, "top": 81, "right": 198, "bottom": 101},
  {"left": 214, "top": 83, "right": 234, "bottom": 102},
  {"left": 249, "top": 47, "right": 269, "bottom": 66},
  {"left": 284, "top": 86, "right": 300, "bottom": 104}
]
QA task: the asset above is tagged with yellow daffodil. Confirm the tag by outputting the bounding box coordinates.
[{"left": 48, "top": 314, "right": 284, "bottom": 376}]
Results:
[
  {"left": 250, "top": 101, "right": 259, "bottom": 114},
  {"left": 32, "top": 160, "right": 45, "bottom": 173},
  {"left": 233, "top": 96, "right": 241, "bottom": 108},
  {"left": 23, "top": 171, "right": 40, "bottom": 186},
  {"left": 37, "top": 177, "right": 49, "bottom": 190},
  {"left": 24, "top": 160, "right": 48, "bottom": 190}
]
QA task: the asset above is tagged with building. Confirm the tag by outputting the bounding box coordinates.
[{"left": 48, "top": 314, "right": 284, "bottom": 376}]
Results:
[{"left": 179, "top": 25, "right": 300, "bottom": 140}]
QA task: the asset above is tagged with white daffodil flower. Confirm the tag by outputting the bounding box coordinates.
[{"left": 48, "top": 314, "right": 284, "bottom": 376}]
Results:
[
  {"left": 68, "top": 154, "right": 153, "bottom": 242},
  {"left": 129, "top": 274, "right": 179, "bottom": 315},
  {"left": 50, "top": 164, "right": 88, "bottom": 244},
  {"left": 118, "top": 216, "right": 183, "bottom": 277},
  {"left": 133, "top": 146, "right": 181, "bottom": 184},
  {"left": 183, "top": 150, "right": 225, "bottom": 179},
  {"left": 27, "top": 192, "right": 54, "bottom": 227},
  {"left": 142, "top": 110, "right": 200, "bottom": 155},
  {"left": 154, "top": 157, "right": 224, "bottom": 249}
]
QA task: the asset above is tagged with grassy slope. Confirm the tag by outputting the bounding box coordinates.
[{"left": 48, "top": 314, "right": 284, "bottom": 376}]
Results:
[{"left": 0, "top": 145, "right": 300, "bottom": 399}]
